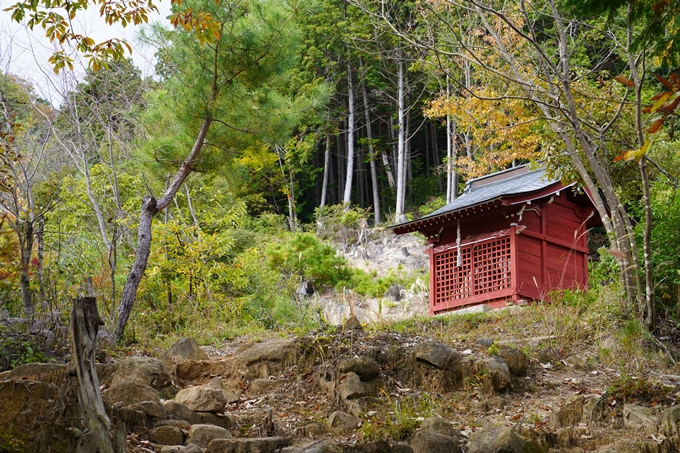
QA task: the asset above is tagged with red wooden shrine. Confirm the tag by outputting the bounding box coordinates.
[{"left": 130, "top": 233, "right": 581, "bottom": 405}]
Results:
[{"left": 391, "top": 166, "right": 602, "bottom": 315}]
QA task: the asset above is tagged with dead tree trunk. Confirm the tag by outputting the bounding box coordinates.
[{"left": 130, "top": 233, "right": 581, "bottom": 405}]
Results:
[{"left": 71, "top": 296, "right": 125, "bottom": 453}]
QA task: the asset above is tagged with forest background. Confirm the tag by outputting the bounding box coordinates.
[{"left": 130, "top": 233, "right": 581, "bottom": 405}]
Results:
[{"left": 2, "top": 0, "right": 680, "bottom": 352}]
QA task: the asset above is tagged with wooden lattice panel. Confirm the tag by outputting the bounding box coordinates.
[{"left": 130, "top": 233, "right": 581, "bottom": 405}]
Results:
[{"left": 433, "top": 234, "right": 512, "bottom": 307}]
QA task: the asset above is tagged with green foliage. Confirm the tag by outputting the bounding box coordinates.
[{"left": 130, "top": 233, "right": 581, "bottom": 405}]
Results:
[
  {"left": 266, "top": 232, "right": 351, "bottom": 288},
  {"left": 315, "top": 204, "right": 371, "bottom": 245},
  {"left": 589, "top": 248, "right": 622, "bottom": 288},
  {"left": 0, "top": 431, "right": 25, "bottom": 453},
  {"left": 360, "top": 391, "right": 436, "bottom": 441},
  {"left": 336, "top": 267, "right": 424, "bottom": 298},
  {"left": 607, "top": 372, "right": 672, "bottom": 404},
  {"left": 641, "top": 184, "right": 680, "bottom": 314},
  {"left": 418, "top": 196, "right": 447, "bottom": 217},
  {"left": 0, "top": 327, "right": 53, "bottom": 371}
]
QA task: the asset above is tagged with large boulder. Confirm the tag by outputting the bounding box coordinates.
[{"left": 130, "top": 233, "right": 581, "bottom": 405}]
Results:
[
  {"left": 410, "top": 432, "right": 462, "bottom": 453},
  {"left": 175, "top": 385, "right": 228, "bottom": 412},
  {"left": 660, "top": 405, "right": 680, "bottom": 437},
  {"left": 237, "top": 338, "right": 295, "bottom": 366},
  {"left": 111, "top": 357, "right": 174, "bottom": 399},
  {"left": 187, "top": 424, "right": 232, "bottom": 448},
  {"left": 0, "top": 378, "right": 76, "bottom": 453},
  {"left": 161, "top": 337, "right": 209, "bottom": 369},
  {"left": 208, "top": 377, "right": 240, "bottom": 404},
  {"left": 481, "top": 356, "right": 512, "bottom": 393},
  {"left": 497, "top": 347, "right": 528, "bottom": 376},
  {"left": 149, "top": 425, "right": 185, "bottom": 446},
  {"left": 328, "top": 411, "right": 358, "bottom": 434},
  {"left": 103, "top": 381, "right": 161, "bottom": 406},
  {"left": 468, "top": 426, "right": 546, "bottom": 453},
  {"left": 338, "top": 357, "right": 380, "bottom": 381},
  {"left": 420, "top": 416, "right": 458, "bottom": 438},
  {"left": 413, "top": 341, "right": 459, "bottom": 369},
  {"left": 338, "top": 372, "right": 366, "bottom": 401}
]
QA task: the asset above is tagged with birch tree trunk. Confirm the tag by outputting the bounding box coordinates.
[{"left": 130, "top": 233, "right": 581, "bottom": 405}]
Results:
[
  {"left": 319, "top": 134, "right": 331, "bottom": 211},
  {"left": 343, "top": 61, "right": 356, "bottom": 205},
  {"left": 361, "top": 79, "right": 381, "bottom": 224},
  {"left": 394, "top": 58, "right": 407, "bottom": 223},
  {"left": 625, "top": 7, "right": 655, "bottom": 330}
]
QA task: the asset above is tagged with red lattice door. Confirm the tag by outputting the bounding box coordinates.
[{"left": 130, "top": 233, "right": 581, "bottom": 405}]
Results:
[{"left": 432, "top": 230, "right": 513, "bottom": 311}]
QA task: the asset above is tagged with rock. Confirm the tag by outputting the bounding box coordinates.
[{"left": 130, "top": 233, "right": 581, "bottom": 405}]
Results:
[
  {"left": 164, "top": 400, "right": 197, "bottom": 422},
  {"left": 237, "top": 338, "right": 295, "bottom": 366},
  {"left": 328, "top": 411, "right": 358, "bottom": 433},
  {"left": 343, "top": 440, "right": 392, "bottom": 453},
  {"left": 345, "top": 400, "right": 365, "bottom": 418},
  {"left": 176, "top": 360, "right": 231, "bottom": 382},
  {"left": 482, "top": 356, "right": 512, "bottom": 393},
  {"left": 535, "top": 348, "right": 563, "bottom": 366},
  {"left": 337, "top": 357, "right": 380, "bottom": 381},
  {"left": 175, "top": 385, "right": 228, "bottom": 412},
  {"left": 497, "top": 347, "right": 528, "bottom": 376},
  {"left": 623, "top": 405, "right": 657, "bottom": 433},
  {"left": 155, "top": 419, "right": 192, "bottom": 431},
  {"left": 160, "top": 447, "right": 186, "bottom": 453},
  {"left": 249, "top": 379, "right": 278, "bottom": 395},
  {"left": 6, "top": 363, "right": 67, "bottom": 384},
  {"left": 344, "top": 316, "right": 364, "bottom": 331},
  {"left": 420, "top": 416, "right": 457, "bottom": 438},
  {"left": 468, "top": 426, "right": 547, "bottom": 453},
  {"left": 206, "top": 437, "right": 292, "bottom": 453},
  {"left": 209, "top": 377, "right": 240, "bottom": 404},
  {"left": 185, "top": 445, "right": 204, "bottom": 453},
  {"left": 149, "top": 425, "right": 185, "bottom": 446},
  {"left": 299, "top": 422, "right": 330, "bottom": 437},
  {"left": 103, "top": 381, "right": 161, "bottom": 406},
  {"left": 114, "top": 406, "right": 147, "bottom": 431},
  {"left": 111, "top": 357, "right": 174, "bottom": 399},
  {"left": 354, "top": 357, "right": 381, "bottom": 381},
  {"left": 564, "top": 355, "right": 591, "bottom": 371},
  {"left": 195, "top": 411, "right": 233, "bottom": 429},
  {"left": 187, "top": 424, "right": 233, "bottom": 448},
  {"left": 391, "top": 443, "right": 414, "bottom": 453},
  {"left": 128, "top": 400, "right": 167, "bottom": 419},
  {"left": 385, "top": 284, "right": 403, "bottom": 301},
  {"left": 410, "top": 432, "right": 462, "bottom": 453},
  {"left": 281, "top": 440, "right": 334, "bottom": 453},
  {"left": 413, "top": 341, "right": 459, "bottom": 369},
  {"left": 338, "top": 372, "right": 366, "bottom": 400},
  {"left": 660, "top": 405, "right": 680, "bottom": 437},
  {"left": 161, "top": 337, "right": 210, "bottom": 369},
  {"left": 550, "top": 395, "right": 584, "bottom": 428},
  {"left": 0, "top": 379, "right": 77, "bottom": 452}
]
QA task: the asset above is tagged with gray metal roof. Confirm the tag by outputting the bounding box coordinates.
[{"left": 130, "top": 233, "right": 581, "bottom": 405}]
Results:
[{"left": 424, "top": 166, "right": 559, "bottom": 219}]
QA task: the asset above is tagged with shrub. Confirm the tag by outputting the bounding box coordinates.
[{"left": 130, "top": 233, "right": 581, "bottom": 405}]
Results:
[{"left": 266, "top": 232, "right": 352, "bottom": 288}]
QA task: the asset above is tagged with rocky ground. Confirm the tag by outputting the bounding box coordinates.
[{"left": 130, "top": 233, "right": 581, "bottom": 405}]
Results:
[
  {"left": 3, "top": 319, "right": 680, "bottom": 453},
  {"left": 3, "top": 228, "right": 680, "bottom": 453}
]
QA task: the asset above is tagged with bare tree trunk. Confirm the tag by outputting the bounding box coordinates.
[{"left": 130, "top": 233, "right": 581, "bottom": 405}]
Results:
[
  {"left": 115, "top": 116, "right": 212, "bottom": 341},
  {"left": 395, "top": 58, "right": 407, "bottom": 223},
  {"left": 19, "top": 221, "right": 34, "bottom": 318},
  {"left": 343, "top": 60, "right": 356, "bottom": 205},
  {"left": 320, "top": 134, "right": 331, "bottom": 211},
  {"left": 625, "top": 7, "right": 655, "bottom": 330},
  {"left": 361, "top": 79, "right": 381, "bottom": 224},
  {"left": 71, "top": 295, "right": 125, "bottom": 453}
]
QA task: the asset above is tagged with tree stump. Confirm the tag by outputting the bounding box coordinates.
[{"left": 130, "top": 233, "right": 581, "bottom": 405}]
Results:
[{"left": 70, "top": 296, "right": 124, "bottom": 453}]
